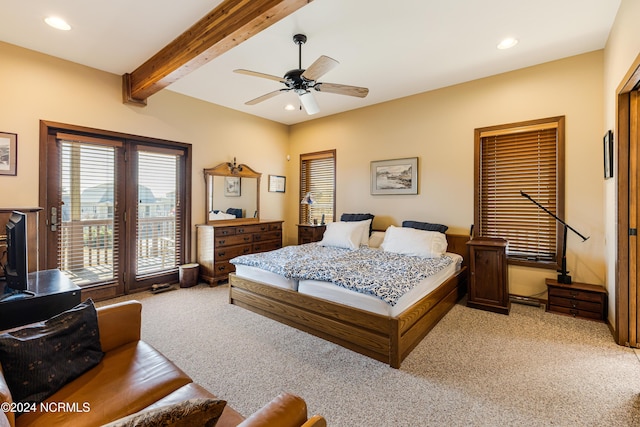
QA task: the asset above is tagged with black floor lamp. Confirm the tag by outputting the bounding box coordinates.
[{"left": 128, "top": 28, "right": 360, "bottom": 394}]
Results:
[{"left": 520, "top": 191, "right": 589, "bottom": 284}]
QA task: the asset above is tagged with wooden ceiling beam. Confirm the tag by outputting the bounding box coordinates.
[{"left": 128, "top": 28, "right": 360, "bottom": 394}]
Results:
[{"left": 123, "top": 0, "right": 313, "bottom": 105}]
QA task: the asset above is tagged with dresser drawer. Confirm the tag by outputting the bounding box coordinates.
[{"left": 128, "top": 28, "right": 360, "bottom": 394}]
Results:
[
  {"left": 548, "top": 295, "right": 602, "bottom": 313},
  {"left": 548, "top": 305, "right": 603, "bottom": 321},
  {"left": 548, "top": 287, "right": 603, "bottom": 303},
  {"left": 214, "top": 227, "right": 236, "bottom": 237},
  {"left": 269, "top": 222, "right": 283, "bottom": 231},
  {"left": 253, "top": 230, "right": 282, "bottom": 242},
  {"left": 215, "top": 234, "right": 253, "bottom": 247},
  {"left": 213, "top": 261, "right": 235, "bottom": 276},
  {"left": 299, "top": 227, "right": 316, "bottom": 239},
  {"left": 215, "top": 245, "right": 252, "bottom": 261}
]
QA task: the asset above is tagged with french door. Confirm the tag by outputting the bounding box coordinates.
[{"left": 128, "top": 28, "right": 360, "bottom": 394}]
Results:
[{"left": 39, "top": 122, "right": 191, "bottom": 300}]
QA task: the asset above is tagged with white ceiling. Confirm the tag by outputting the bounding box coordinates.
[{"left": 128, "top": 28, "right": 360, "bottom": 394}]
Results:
[{"left": 0, "top": 0, "right": 621, "bottom": 125}]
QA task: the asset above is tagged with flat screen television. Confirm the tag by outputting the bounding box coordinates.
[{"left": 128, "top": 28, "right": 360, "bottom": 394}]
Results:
[{"left": 2, "top": 211, "right": 32, "bottom": 300}]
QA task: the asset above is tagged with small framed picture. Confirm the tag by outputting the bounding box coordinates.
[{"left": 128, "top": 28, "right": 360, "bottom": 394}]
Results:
[
  {"left": 224, "top": 176, "right": 241, "bottom": 197},
  {"left": 603, "top": 130, "right": 613, "bottom": 179},
  {"left": 0, "top": 132, "right": 17, "bottom": 176},
  {"left": 268, "top": 175, "right": 286, "bottom": 193}
]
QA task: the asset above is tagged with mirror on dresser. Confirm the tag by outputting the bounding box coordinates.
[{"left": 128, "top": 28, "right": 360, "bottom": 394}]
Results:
[
  {"left": 198, "top": 160, "right": 283, "bottom": 285},
  {"left": 204, "top": 159, "right": 261, "bottom": 223}
]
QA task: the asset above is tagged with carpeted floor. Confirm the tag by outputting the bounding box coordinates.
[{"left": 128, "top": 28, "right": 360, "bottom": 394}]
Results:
[{"left": 99, "top": 283, "right": 640, "bottom": 426}]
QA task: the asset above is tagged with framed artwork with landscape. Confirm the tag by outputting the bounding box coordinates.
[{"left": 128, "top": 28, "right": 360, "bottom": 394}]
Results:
[
  {"left": 0, "top": 132, "right": 17, "bottom": 176},
  {"left": 370, "top": 157, "right": 418, "bottom": 195}
]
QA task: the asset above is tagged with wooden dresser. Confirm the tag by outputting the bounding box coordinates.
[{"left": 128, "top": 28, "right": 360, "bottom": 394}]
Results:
[
  {"left": 546, "top": 278, "right": 607, "bottom": 322},
  {"left": 196, "top": 220, "right": 283, "bottom": 285}
]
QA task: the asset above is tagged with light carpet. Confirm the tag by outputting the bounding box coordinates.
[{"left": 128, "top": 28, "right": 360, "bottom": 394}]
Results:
[{"left": 99, "top": 284, "right": 640, "bottom": 426}]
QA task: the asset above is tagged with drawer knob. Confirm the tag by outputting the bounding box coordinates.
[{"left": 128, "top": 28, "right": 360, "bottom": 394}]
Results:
[
  {"left": 218, "top": 251, "right": 225, "bottom": 257},
  {"left": 218, "top": 240, "right": 226, "bottom": 245}
]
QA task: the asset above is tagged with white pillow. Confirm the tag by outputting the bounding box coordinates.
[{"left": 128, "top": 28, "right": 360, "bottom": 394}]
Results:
[
  {"left": 318, "top": 221, "right": 367, "bottom": 250},
  {"left": 380, "top": 225, "right": 448, "bottom": 258},
  {"left": 353, "top": 219, "right": 372, "bottom": 247}
]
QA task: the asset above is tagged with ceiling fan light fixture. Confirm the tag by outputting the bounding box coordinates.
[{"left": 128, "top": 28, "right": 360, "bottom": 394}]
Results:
[
  {"left": 298, "top": 91, "right": 319, "bottom": 115},
  {"left": 284, "top": 104, "right": 296, "bottom": 111}
]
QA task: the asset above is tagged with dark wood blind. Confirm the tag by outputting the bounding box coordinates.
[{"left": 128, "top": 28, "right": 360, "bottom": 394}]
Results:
[
  {"left": 300, "top": 150, "right": 336, "bottom": 224},
  {"left": 476, "top": 117, "right": 564, "bottom": 267}
]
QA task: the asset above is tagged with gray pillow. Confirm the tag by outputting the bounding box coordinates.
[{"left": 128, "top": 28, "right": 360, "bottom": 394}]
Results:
[{"left": 0, "top": 299, "right": 103, "bottom": 405}]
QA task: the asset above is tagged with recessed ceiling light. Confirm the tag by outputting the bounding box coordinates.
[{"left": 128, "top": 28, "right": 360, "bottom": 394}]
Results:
[
  {"left": 497, "top": 37, "right": 518, "bottom": 50},
  {"left": 45, "top": 16, "right": 71, "bottom": 31},
  {"left": 284, "top": 104, "right": 296, "bottom": 111}
]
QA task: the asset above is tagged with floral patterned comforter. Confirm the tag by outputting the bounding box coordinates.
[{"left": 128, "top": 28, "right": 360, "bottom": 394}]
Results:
[{"left": 231, "top": 244, "right": 456, "bottom": 306}]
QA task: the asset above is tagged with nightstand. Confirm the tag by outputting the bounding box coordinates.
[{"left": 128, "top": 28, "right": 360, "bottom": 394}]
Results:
[
  {"left": 546, "top": 279, "right": 607, "bottom": 322},
  {"left": 466, "top": 237, "right": 510, "bottom": 315},
  {"left": 297, "top": 224, "right": 326, "bottom": 244}
]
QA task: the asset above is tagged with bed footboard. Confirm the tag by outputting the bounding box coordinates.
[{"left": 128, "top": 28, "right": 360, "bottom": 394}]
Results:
[{"left": 228, "top": 265, "right": 467, "bottom": 368}]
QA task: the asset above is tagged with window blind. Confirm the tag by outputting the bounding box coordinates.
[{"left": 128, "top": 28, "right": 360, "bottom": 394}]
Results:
[
  {"left": 300, "top": 150, "right": 336, "bottom": 224},
  {"left": 477, "top": 118, "right": 563, "bottom": 266},
  {"left": 136, "top": 150, "right": 181, "bottom": 276},
  {"left": 58, "top": 139, "right": 119, "bottom": 286}
]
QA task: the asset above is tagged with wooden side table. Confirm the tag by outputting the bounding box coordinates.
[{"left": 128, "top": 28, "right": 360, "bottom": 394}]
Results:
[
  {"left": 297, "top": 224, "right": 326, "bottom": 244},
  {"left": 466, "top": 237, "right": 510, "bottom": 315},
  {"left": 546, "top": 279, "right": 607, "bottom": 321}
]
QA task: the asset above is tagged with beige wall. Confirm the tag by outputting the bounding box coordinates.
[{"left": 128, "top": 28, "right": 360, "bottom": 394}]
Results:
[
  {"left": 0, "top": 41, "right": 290, "bottom": 257},
  {"left": 0, "top": 34, "right": 618, "bottom": 308},
  {"left": 603, "top": 0, "right": 640, "bottom": 324},
  {"left": 288, "top": 51, "right": 606, "bottom": 299}
]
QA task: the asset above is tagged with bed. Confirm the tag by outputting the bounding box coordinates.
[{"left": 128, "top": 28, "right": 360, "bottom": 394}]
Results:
[{"left": 228, "top": 221, "right": 469, "bottom": 368}]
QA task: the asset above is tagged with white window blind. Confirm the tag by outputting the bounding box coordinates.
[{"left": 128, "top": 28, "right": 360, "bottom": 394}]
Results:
[
  {"left": 59, "top": 139, "right": 118, "bottom": 286},
  {"left": 136, "top": 150, "right": 181, "bottom": 276}
]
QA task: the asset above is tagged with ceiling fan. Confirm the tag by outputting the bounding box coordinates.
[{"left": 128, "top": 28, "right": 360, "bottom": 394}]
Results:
[{"left": 234, "top": 34, "right": 369, "bottom": 115}]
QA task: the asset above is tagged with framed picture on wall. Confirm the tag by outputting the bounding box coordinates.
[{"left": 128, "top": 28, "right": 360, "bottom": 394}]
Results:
[
  {"left": 0, "top": 132, "right": 17, "bottom": 176},
  {"left": 604, "top": 130, "right": 613, "bottom": 179},
  {"left": 370, "top": 157, "right": 418, "bottom": 195},
  {"left": 268, "top": 175, "right": 286, "bottom": 193},
  {"left": 224, "top": 176, "right": 241, "bottom": 197}
]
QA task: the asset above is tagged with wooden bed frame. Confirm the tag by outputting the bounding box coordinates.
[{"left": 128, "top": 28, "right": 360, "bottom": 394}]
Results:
[{"left": 228, "top": 233, "right": 469, "bottom": 368}]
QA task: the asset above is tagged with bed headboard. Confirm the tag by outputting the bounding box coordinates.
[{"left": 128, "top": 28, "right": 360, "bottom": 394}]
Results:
[{"left": 445, "top": 233, "right": 470, "bottom": 268}]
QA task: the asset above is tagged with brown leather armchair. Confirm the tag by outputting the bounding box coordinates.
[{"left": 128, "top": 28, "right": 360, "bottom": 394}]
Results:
[{"left": 0, "top": 300, "right": 325, "bottom": 427}]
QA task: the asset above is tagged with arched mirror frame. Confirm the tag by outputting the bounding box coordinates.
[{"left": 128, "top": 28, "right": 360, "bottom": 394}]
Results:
[{"left": 204, "top": 160, "right": 261, "bottom": 225}]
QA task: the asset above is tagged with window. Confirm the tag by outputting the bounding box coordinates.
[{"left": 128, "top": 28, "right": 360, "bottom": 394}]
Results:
[
  {"left": 474, "top": 116, "right": 565, "bottom": 268},
  {"left": 300, "top": 150, "right": 336, "bottom": 224}
]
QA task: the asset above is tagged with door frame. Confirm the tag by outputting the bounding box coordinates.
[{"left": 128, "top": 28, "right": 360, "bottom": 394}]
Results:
[
  {"left": 38, "top": 120, "right": 192, "bottom": 299},
  {"left": 615, "top": 53, "right": 640, "bottom": 346}
]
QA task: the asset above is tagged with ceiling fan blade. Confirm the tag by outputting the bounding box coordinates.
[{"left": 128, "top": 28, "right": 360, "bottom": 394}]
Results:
[
  {"left": 298, "top": 91, "right": 319, "bottom": 115},
  {"left": 245, "top": 89, "right": 289, "bottom": 105},
  {"left": 234, "top": 69, "right": 285, "bottom": 83},
  {"left": 315, "top": 82, "right": 369, "bottom": 98},
  {"left": 301, "top": 55, "right": 339, "bottom": 82}
]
